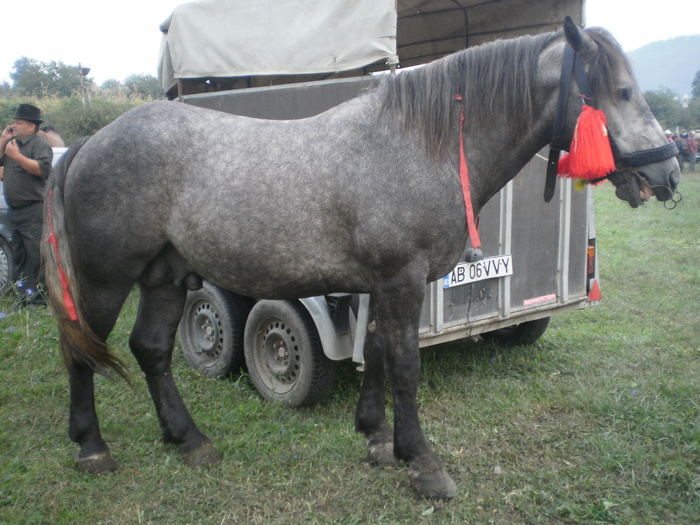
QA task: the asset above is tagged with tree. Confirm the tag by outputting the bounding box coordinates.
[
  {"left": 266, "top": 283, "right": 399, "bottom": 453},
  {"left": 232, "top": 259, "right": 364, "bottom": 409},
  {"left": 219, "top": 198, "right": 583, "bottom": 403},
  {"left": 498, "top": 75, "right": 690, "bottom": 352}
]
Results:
[
  {"left": 10, "top": 57, "right": 46, "bottom": 96},
  {"left": 692, "top": 70, "right": 700, "bottom": 99},
  {"left": 100, "top": 79, "right": 122, "bottom": 91},
  {"left": 123, "top": 74, "right": 163, "bottom": 99},
  {"left": 0, "top": 80, "right": 11, "bottom": 99},
  {"left": 10, "top": 56, "right": 94, "bottom": 98},
  {"left": 644, "top": 87, "right": 683, "bottom": 130},
  {"left": 687, "top": 97, "right": 700, "bottom": 130}
]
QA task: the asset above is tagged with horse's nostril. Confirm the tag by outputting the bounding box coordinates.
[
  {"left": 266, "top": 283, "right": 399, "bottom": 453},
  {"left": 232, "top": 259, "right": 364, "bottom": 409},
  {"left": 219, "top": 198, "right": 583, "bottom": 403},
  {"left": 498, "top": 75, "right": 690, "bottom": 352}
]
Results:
[
  {"left": 656, "top": 188, "right": 672, "bottom": 201},
  {"left": 670, "top": 172, "right": 680, "bottom": 191}
]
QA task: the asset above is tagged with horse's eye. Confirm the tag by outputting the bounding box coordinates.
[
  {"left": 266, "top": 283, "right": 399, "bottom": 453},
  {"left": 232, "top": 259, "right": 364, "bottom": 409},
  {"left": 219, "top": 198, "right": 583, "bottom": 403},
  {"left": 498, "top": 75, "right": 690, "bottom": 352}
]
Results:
[{"left": 619, "top": 88, "right": 631, "bottom": 101}]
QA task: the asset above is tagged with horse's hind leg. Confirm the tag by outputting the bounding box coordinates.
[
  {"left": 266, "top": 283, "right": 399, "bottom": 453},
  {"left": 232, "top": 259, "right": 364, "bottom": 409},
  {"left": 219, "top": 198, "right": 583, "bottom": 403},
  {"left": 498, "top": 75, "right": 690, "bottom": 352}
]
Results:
[
  {"left": 70, "top": 363, "right": 119, "bottom": 474},
  {"left": 68, "top": 281, "right": 132, "bottom": 474},
  {"left": 129, "top": 281, "right": 221, "bottom": 467}
]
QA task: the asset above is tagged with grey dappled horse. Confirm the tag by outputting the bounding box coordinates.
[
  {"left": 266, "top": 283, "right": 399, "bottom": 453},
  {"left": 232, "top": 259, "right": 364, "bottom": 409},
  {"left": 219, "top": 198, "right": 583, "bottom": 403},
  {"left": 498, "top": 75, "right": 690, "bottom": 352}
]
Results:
[{"left": 42, "top": 19, "right": 679, "bottom": 499}]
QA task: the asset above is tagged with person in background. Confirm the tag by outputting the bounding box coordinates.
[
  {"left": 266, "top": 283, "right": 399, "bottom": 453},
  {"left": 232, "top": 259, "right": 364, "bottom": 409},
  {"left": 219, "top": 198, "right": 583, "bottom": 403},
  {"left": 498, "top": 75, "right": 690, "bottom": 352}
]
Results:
[
  {"left": 680, "top": 133, "right": 690, "bottom": 171},
  {"left": 672, "top": 134, "right": 685, "bottom": 172},
  {"left": 0, "top": 104, "right": 53, "bottom": 306},
  {"left": 686, "top": 132, "right": 698, "bottom": 172}
]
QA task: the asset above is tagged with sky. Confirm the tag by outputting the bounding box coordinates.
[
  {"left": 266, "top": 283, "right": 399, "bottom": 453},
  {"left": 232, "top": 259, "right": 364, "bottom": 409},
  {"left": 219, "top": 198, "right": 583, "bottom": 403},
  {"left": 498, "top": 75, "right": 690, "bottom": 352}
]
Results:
[{"left": 1, "top": 1, "right": 698, "bottom": 87}]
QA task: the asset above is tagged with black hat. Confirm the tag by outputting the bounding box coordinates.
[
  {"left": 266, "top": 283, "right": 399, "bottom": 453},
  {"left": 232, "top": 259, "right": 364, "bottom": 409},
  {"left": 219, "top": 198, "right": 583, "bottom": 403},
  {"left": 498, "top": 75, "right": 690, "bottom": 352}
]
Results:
[{"left": 13, "top": 104, "right": 43, "bottom": 124}]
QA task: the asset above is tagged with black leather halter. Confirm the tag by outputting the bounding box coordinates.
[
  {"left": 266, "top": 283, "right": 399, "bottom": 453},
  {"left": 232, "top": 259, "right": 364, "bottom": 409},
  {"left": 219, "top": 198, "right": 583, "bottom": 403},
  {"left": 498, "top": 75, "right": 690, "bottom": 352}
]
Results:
[
  {"left": 614, "top": 140, "right": 678, "bottom": 168},
  {"left": 544, "top": 45, "right": 678, "bottom": 202}
]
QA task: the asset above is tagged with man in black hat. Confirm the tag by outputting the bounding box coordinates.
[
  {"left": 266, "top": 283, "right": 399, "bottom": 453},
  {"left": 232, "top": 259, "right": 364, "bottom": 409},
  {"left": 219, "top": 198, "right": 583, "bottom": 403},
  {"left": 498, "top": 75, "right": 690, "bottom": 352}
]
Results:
[{"left": 0, "top": 103, "right": 53, "bottom": 306}]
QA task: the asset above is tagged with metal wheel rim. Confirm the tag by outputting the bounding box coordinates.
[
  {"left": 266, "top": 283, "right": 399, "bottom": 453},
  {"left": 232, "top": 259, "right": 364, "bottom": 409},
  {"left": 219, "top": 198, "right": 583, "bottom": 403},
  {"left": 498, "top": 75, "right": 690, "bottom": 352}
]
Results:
[
  {"left": 254, "top": 318, "right": 301, "bottom": 393},
  {"left": 0, "top": 246, "right": 9, "bottom": 292},
  {"left": 188, "top": 301, "right": 224, "bottom": 365}
]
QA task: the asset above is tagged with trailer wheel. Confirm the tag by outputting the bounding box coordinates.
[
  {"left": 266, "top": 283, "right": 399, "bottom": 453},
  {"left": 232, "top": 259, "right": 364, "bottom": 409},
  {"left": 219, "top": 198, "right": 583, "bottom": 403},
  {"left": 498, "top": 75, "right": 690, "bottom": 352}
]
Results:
[
  {"left": 481, "top": 317, "right": 551, "bottom": 346},
  {"left": 0, "top": 237, "right": 14, "bottom": 295},
  {"left": 244, "top": 300, "right": 336, "bottom": 407},
  {"left": 179, "top": 282, "right": 253, "bottom": 377}
]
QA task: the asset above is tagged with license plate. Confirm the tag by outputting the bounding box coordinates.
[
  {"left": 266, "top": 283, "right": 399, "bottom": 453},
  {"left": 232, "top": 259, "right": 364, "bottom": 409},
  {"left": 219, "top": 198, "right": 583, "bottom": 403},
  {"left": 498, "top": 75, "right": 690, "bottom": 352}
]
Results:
[{"left": 443, "top": 255, "right": 513, "bottom": 288}]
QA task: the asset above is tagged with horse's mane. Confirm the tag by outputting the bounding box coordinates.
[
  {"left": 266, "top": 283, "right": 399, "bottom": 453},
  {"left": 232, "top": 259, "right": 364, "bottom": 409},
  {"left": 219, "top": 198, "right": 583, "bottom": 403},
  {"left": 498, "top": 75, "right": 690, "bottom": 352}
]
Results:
[{"left": 378, "top": 26, "right": 633, "bottom": 158}]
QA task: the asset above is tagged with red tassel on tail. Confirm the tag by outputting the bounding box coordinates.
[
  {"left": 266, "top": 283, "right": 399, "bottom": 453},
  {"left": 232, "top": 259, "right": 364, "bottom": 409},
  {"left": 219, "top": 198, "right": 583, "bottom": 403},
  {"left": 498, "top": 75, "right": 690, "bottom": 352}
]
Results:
[
  {"left": 46, "top": 232, "right": 78, "bottom": 321},
  {"left": 558, "top": 105, "right": 615, "bottom": 182},
  {"left": 46, "top": 190, "right": 79, "bottom": 321}
]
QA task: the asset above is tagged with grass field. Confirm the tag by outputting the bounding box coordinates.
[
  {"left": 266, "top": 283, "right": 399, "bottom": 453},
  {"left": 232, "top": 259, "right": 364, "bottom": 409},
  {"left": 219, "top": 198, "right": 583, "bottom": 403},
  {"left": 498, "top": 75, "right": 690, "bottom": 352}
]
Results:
[{"left": 1, "top": 174, "right": 698, "bottom": 524}]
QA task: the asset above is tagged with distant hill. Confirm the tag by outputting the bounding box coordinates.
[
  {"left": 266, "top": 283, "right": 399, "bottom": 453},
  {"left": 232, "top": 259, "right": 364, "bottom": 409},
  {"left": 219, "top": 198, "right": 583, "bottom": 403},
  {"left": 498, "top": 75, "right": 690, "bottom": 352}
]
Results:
[{"left": 627, "top": 35, "right": 700, "bottom": 99}]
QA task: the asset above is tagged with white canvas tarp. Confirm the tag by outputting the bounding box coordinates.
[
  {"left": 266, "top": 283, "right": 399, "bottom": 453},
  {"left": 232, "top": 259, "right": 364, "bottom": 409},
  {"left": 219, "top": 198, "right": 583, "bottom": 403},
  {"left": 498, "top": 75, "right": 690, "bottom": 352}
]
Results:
[
  {"left": 159, "top": 0, "right": 398, "bottom": 93},
  {"left": 158, "top": 0, "right": 585, "bottom": 96}
]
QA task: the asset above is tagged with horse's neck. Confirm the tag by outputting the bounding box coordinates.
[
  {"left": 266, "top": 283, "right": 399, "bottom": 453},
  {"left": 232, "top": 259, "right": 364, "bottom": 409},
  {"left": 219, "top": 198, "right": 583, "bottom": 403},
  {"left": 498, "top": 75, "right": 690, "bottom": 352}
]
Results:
[
  {"left": 464, "top": 106, "right": 555, "bottom": 212},
  {"left": 455, "top": 35, "right": 566, "bottom": 209},
  {"left": 373, "top": 34, "right": 563, "bottom": 211}
]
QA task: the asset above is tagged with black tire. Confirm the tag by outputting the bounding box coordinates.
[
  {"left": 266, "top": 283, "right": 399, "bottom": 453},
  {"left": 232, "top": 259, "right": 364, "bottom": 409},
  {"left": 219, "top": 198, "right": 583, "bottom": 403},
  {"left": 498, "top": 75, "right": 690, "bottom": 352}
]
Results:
[
  {"left": 0, "top": 237, "right": 14, "bottom": 296},
  {"left": 178, "top": 282, "right": 253, "bottom": 377},
  {"left": 480, "top": 317, "right": 551, "bottom": 346},
  {"left": 244, "top": 300, "right": 336, "bottom": 407}
]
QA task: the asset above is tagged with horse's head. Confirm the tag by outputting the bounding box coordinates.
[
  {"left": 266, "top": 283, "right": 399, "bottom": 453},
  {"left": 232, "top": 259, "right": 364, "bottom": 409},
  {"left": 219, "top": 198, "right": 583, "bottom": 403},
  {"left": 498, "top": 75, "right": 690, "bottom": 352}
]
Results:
[{"left": 559, "top": 18, "right": 680, "bottom": 208}]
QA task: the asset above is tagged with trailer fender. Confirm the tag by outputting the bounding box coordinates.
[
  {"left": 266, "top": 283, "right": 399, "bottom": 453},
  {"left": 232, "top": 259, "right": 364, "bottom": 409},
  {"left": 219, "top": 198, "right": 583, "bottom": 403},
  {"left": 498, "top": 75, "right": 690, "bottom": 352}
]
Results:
[{"left": 299, "top": 296, "right": 354, "bottom": 361}]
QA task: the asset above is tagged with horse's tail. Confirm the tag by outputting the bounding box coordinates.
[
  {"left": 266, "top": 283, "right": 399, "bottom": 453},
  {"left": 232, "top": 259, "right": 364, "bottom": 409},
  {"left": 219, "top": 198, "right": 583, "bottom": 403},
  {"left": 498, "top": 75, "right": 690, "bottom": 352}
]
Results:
[{"left": 42, "top": 137, "right": 129, "bottom": 381}]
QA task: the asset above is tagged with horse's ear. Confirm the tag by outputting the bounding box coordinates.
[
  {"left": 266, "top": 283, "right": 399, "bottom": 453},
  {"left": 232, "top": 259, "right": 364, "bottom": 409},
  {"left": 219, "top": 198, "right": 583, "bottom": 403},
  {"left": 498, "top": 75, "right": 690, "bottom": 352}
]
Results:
[{"left": 563, "top": 16, "right": 599, "bottom": 61}]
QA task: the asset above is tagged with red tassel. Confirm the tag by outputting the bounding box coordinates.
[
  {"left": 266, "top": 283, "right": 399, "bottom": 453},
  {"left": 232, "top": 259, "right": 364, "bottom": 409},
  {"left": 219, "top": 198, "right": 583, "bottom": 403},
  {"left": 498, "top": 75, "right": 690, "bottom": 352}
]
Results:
[
  {"left": 558, "top": 152, "right": 570, "bottom": 175},
  {"left": 46, "top": 190, "right": 79, "bottom": 321},
  {"left": 47, "top": 232, "right": 79, "bottom": 321},
  {"left": 558, "top": 105, "right": 615, "bottom": 181}
]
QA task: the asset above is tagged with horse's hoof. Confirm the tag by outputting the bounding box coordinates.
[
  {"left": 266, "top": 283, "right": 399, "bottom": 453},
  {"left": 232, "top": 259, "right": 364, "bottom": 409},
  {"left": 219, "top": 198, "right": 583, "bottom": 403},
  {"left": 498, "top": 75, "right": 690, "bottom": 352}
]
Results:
[
  {"left": 74, "top": 451, "right": 119, "bottom": 475},
  {"left": 407, "top": 462, "right": 457, "bottom": 499},
  {"left": 367, "top": 439, "right": 401, "bottom": 466},
  {"left": 182, "top": 441, "right": 222, "bottom": 468}
]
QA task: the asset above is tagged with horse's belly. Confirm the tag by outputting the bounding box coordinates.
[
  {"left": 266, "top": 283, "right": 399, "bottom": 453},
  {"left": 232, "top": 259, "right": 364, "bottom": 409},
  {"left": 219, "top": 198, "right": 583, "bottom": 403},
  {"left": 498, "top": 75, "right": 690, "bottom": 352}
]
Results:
[{"left": 170, "top": 223, "right": 367, "bottom": 298}]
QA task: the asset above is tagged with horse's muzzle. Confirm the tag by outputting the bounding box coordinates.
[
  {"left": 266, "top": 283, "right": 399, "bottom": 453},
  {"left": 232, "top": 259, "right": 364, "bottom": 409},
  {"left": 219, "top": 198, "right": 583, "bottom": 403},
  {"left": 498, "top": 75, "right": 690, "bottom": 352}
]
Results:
[
  {"left": 608, "top": 166, "right": 678, "bottom": 208},
  {"left": 608, "top": 140, "right": 680, "bottom": 207}
]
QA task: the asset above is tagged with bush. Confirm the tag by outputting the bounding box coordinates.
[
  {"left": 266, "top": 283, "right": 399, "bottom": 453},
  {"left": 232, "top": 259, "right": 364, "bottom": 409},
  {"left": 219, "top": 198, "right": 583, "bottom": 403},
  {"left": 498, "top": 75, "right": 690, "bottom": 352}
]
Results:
[{"left": 0, "top": 94, "right": 148, "bottom": 146}]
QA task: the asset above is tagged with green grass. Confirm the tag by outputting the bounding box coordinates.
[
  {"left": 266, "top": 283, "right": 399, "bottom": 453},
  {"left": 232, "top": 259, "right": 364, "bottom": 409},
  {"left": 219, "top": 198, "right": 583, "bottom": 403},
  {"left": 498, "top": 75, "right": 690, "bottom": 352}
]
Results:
[{"left": 1, "top": 174, "right": 698, "bottom": 524}]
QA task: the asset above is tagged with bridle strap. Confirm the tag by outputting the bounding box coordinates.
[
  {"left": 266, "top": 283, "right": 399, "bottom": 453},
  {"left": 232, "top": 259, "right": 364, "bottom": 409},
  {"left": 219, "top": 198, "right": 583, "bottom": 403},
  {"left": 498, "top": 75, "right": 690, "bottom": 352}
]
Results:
[
  {"left": 586, "top": 140, "right": 680, "bottom": 186},
  {"left": 572, "top": 51, "right": 593, "bottom": 101},
  {"left": 618, "top": 141, "right": 678, "bottom": 167},
  {"left": 550, "top": 46, "right": 577, "bottom": 152},
  {"left": 545, "top": 45, "right": 591, "bottom": 203}
]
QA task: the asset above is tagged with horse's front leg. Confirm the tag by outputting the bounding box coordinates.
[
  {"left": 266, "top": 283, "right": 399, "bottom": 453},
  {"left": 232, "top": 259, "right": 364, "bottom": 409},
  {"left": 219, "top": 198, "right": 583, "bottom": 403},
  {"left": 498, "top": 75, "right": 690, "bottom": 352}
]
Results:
[
  {"left": 355, "top": 299, "right": 397, "bottom": 466},
  {"left": 374, "top": 279, "right": 457, "bottom": 499},
  {"left": 129, "top": 282, "right": 221, "bottom": 467}
]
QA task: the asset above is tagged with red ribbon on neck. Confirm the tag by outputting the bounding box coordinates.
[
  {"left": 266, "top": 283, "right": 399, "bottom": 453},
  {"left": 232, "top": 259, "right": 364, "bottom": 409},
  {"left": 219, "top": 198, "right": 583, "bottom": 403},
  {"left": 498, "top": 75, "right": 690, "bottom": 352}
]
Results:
[{"left": 456, "top": 95, "right": 482, "bottom": 250}]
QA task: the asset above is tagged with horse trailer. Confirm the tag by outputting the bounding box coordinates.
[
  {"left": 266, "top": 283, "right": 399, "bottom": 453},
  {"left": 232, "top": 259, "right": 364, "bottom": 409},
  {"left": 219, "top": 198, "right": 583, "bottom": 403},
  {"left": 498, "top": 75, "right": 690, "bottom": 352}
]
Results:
[{"left": 162, "top": 0, "right": 599, "bottom": 406}]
